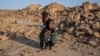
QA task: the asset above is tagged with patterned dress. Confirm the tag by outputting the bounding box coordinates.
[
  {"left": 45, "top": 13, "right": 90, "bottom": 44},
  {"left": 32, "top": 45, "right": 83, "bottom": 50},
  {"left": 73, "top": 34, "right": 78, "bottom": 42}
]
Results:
[{"left": 39, "top": 27, "right": 57, "bottom": 49}]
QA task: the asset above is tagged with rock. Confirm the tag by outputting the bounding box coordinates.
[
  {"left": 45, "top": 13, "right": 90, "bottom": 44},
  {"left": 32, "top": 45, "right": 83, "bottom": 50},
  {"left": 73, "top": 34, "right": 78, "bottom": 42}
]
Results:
[
  {"left": 58, "top": 39, "right": 65, "bottom": 42},
  {"left": 76, "top": 31, "right": 85, "bottom": 37},
  {"left": 80, "top": 21, "right": 85, "bottom": 24},
  {"left": 67, "top": 12, "right": 74, "bottom": 22},
  {"left": 58, "top": 22, "right": 64, "bottom": 30},
  {"left": 93, "top": 22, "right": 100, "bottom": 31},
  {"left": 89, "top": 40, "right": 97, "bottom": 47},
  {"left": 87, "top": 13, "right": 95, "bottom": 20},
  {"left": 82, "top": 2, "right": 93, "bottom": 12},
  {"left": 94, "top": 10, "right": 100, "bottom": 19},
  {"left": 92, "top": 3, "right": 99, "bottom": 9},
  {"left": 45, "top": 2, "right": 66, "bottom": 12},
  {"left": 74, "top": 13, "right": 80, "bottom": 22},
  {"left": 77, "top": 36, "right": 90, "bottom": 43},
  {"left": 63, "top": 33, "right": 72, "bottom": 40},
  {"left": 82, "top": 12, "right": 89, "bottom": 18},
  {"left": 93, "top": 32, "right": 100, "bottom": 38},
  {"left": 88, "top": 21, "right": 94, "bottom": 27},
  {"left": 25, "top": 4, "right": 42, "bottom": 12},
  {"left": 73, "top": 6, "right": 82, "bottom": 12},
  {"left": 95, "top": 22, "right": 100, "bottom": 28},
  {"left": 0, "top": 35, "right": 9, "bottom": 41},
  {"left": 79, "top": 24, "right": 93, "bottom": 35},
  {"left": 67, "top": 27, "right": 74, "bottom": 34}
]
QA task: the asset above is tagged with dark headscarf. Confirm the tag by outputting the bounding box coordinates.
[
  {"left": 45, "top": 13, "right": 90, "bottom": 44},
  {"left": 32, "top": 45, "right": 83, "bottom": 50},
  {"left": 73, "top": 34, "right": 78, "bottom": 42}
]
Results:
[{"left": 46, "top": 19, "right": 54, "bottom": 30}]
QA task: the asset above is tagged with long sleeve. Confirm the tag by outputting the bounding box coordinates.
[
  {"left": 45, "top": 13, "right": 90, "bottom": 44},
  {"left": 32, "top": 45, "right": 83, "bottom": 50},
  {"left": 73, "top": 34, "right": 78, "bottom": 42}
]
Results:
[
  {"left": 51, "top": 28, "right": 57, "bottom": 36},
  {"left": 51, "top": 28, "right": 57, "bottom": 43},
  {"left": 39, "top": 28, "right": 46, "bottom": 38}
]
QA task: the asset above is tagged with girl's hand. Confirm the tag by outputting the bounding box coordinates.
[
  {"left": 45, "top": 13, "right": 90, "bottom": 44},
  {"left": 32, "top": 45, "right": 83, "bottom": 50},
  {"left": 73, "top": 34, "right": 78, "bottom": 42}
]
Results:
[{"left": 45, "top": 30, "right": 51, "bottom": 36}]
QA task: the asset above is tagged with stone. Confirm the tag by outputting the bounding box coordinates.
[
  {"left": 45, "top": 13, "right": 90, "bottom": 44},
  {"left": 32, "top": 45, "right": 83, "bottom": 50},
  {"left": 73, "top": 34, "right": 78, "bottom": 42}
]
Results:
[
  {"left": 87, "top": 13, "right": 95, "bottom": 20},
  {"left": 76, "top": 31, "right": 85, "bottom": 37},
  {"left": 79, "top": 24, "right": 93, "bottom": 35},
  {"left": 67, "top": 27, "right": 74, "bottom": 33},
  {"left": 74, "top": 13, "right": 80, "bottom": 22},
  {"left": 45, "top": 2, "right": 65, "bottom": 12},
  {"left": 0, "top": 35, "right": 9, "bottom": 41},
  {"left": 63, "top": 33, "right": 72, "bottom": 40},
  {"left": 94, "top": 11, "right": 100, "bottom": 19},
  {"left": 88, "top": 21, "right": 94, "bottom": 26},
  {"left": 93, "top": 32, "right": 100, "bottom": 38},
  {"left": 67, "top": 12, "right": 74, "bottom": 22},
  {"left": 89, "top": 40, "right": 97, "bottom": 47},
  {"left": 25, "top": 4, "right": 42, "bottom": 12},
  {"left": 82, "top": 2, "right": 93, "bottom": 12},
  {"left": 92, "top": 3, "right": 99, "bottom": 9},
  {"left": 93, "top": 22, "right": 100, "bottom": 31}
]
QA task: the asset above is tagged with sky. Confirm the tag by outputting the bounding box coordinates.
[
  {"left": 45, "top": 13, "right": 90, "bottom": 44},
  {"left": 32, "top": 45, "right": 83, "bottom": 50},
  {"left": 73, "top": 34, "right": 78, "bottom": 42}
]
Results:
[{"left": 0, "top": 0, "right": 100, "bottom": 10}]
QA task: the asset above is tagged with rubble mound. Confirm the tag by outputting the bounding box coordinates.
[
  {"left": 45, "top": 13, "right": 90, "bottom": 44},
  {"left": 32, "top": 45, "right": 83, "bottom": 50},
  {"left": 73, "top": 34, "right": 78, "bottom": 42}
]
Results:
[
  {"left": 45, "top": 2, "right": 66, "bottom": 12},
  {"left": 24, "top": 4, "right": 42, "bottom": 12},
  {"left": 58, "top": 2, "right": 100, "bottom": 47},
  {"left": 0, "top": 2, "right": 100, "bottom": 56}
]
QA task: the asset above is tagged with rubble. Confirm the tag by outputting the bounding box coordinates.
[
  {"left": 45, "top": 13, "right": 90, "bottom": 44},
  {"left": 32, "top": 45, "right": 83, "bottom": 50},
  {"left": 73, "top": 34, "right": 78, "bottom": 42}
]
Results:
[
  {"left": 89, "top": 40, "right": 98, "bottom": 47},
  {"left": 0, "top": 2, "right": 100, "bottom": 56},
  {"left": 0, "top": 2, "right": 100, "bottom": 47}
]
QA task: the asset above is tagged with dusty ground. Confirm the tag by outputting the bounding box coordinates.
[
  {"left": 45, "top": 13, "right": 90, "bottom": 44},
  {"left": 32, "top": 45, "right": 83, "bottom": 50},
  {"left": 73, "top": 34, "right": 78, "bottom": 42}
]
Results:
[{"left": 0, "top": 27, "right": 100, "bottom": 56}]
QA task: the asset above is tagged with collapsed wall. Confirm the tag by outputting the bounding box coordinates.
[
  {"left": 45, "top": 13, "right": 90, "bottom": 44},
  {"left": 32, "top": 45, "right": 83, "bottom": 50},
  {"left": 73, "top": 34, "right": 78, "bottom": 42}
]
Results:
[{"left": 0, "top": 2, "right": 100, "bottom": 47}]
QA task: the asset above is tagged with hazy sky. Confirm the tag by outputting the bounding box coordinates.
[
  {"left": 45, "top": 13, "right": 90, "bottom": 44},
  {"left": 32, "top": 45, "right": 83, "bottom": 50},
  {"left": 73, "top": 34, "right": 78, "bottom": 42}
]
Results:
[{"left": 0, "top": 0, "right": 100, "bottom": 10}]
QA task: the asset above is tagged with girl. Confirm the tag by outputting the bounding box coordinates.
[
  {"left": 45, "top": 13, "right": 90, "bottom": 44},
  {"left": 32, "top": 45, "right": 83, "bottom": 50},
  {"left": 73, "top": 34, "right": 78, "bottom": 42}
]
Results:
[{"left": 39, "top": 19, "right": 57, "bottom": 50}]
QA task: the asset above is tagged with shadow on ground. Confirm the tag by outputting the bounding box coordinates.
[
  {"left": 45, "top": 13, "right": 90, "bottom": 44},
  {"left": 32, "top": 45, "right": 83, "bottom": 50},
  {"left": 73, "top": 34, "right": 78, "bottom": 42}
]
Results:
[{"left": 7, "top": 31, "right": 40, "bottom": 49}]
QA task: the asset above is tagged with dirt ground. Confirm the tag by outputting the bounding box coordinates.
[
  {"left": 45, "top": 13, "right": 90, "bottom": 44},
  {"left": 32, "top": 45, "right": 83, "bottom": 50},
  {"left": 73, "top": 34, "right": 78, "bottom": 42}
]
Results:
[{"left": 0, "top": 28, "right": 100, "bottom": 56}]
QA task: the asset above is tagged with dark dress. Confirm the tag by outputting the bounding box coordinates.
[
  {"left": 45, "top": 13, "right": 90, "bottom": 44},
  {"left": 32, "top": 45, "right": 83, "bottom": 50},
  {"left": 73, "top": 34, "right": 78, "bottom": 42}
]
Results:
[{"left": 39, "top": 27, "right": 57, "bottom": 49}]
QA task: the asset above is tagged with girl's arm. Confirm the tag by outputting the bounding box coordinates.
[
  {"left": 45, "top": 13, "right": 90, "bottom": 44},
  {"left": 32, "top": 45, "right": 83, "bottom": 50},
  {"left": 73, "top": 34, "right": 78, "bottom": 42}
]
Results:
[{"left": 51, "top": 28, "right": 57, "bottom": 36}]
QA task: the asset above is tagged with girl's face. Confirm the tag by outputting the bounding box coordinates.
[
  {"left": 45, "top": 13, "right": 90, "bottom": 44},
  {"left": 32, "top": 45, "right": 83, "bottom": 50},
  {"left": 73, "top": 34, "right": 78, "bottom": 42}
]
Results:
[{"left": 49, "top": 21, "right": 54, "bottom": 29}]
